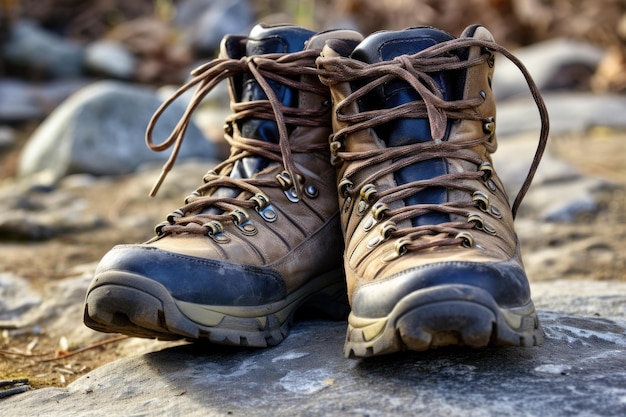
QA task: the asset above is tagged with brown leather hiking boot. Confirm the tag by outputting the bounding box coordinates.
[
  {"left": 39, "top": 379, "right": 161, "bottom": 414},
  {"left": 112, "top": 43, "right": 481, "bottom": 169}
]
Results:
[
  {"left": 84, "top": 24, "right": 363, "bottom": 347},
  {"left": 317, "top": 25, "right": 549, "bottom": 358}
]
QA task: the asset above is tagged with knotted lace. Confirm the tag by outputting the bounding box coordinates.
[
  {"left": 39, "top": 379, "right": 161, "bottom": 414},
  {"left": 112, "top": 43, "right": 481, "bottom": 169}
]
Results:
[
  {"left": 317, "top": 37, "right": 549, "bottom": 253},
  {"left": 145, "top": 48, "right": 329, "bottom": 236}
]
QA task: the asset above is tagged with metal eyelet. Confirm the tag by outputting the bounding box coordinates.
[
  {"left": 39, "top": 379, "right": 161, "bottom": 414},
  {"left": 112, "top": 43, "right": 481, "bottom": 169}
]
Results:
[
  {"left": 367, "top": 235, "right": 383, "bottom": 248},
  {"left": 456, "top": 232, "right": 474, "bottom": 248},
  {"left": 362, "top": 215, "right": 376, "bottom": 232},
  {"left": 371, "top": 202, "right": 389, "bottom": 221},
  {"left": 305, "top": 184, "right": 319, "bottom": 199},
  {"left": 166, "top": 209, "right": 184, "bottom": 224},
  {"left": 256, "top": 205, "right": 277, "bottom": 222},
  {"left": 358, "top": 184, "right": 377, "bottom": 214},
  {"left": 380, "top": 221, "right": 398, "bottom": 239},
  {"left": 367, "top": 221, "right": 397, "bottom": 248},
  {"left": 277, "top": 171, "right": 303, "bottom": 203},
  {"left": 483, "top": 116, "right": 495, "bottom": 137},
  {"left": 184, "top": 191, "right": 201, "bottom": 204},
  {"left": 338, "top": 178, "right": 353, "bottom": 198},
  {"left": 382, "top": 238, "right": 411, "bottom": 262},
  {"left": 230, "top": 209, "right": 257, "bottom": 235},
  {"left": 472, "top": 191, "right": 490, "bottom": 212},
  {"left": 363, "top": 202, "right": 389, "bottom": 232},
  {"left": 473, "top": 191, "right": 502, "bottom": 218},
  {"left": 478, "top": 162, "right": 493, "bottom": 181},
  {"left": 276, "top": 170, "right": 303, "bottom": 188},
  {"left": 251, "top": 192, "right": 277, "bottom": 222},
  {"left": 223, "top": 123, "right": 233, "bottom": 136},
  {"left": 483, "top": 223, "right": 497, "bottom": 235},
  {"left": 284, "top": 187, "right": 299, "bottom": 203},
  {"left": 251, "top": 192, "right": 270, "bottom": 209},
  {"left": 154, "top": 220, "right": 169, "bottom": 237},
  {"left": 468, "top": 214, "right": 497, "bottom": 235},
  {"left": 203, "top": 221, "right": 230, "bottom": 243},
  {"left": 329, "top": 134, "right": 344, "bottom": 166},
  {"left": 342, "top": 196, "right": 352, "bottom": 213},
  {"left": 360, "top": 184, "right": 378, "bottom": 203},
  {"left": 330, "top": 139, "right": 342, "bottom": 155},
  {"left": 468, "top": 214, "right": 485, "bottom": 229}
]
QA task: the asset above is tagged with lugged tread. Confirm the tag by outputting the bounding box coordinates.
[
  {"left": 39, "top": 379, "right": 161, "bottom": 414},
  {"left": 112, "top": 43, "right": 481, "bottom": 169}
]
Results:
[
  {"left": 344, "top": 285, "right": 544, "bottom": 358},
  {"left": 85, "top": 271, "right": 348, "bottom": 348}
]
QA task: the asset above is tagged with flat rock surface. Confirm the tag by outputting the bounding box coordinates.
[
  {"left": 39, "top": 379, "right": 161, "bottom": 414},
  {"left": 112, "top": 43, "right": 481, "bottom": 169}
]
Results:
[{"left": 3, "top": 295, "right": 626, "bottom": 417}]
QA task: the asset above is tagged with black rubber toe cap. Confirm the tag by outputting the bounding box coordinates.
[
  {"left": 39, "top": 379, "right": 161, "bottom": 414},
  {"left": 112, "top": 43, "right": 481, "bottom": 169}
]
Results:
[
  {"left": 93, "top": 245, "right": 287, "bottom": 306},
  {"left": 351, "top": 260, "right": 532, "bottom": 318}
]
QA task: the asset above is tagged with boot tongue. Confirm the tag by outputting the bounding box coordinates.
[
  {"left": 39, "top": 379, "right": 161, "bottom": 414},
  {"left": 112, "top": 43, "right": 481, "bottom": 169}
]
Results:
[
  {"left": 238, "top": 24, "right": 315, "bottom": 144},
  {"left": 351, "top": 27, "right": 462, "bottom": 226},
  {"left": 208, "top": 25, "right": 314, "bottom": 210},
  {"left": 351, "top": 27, "right": 459, "bottom": 146}
]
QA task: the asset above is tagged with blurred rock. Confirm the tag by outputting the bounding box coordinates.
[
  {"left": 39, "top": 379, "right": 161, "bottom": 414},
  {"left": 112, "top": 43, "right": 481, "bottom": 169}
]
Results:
[
  {"left": 0, "top": 273, "right": 41, "bottom": 323},
  {"left": 0, "top": 126, "right": 16, "bottom": 150},
  {"left": 17, "top": 80, "right": 218, "bottom": 181},
  {"left": 493, "top": 133, "right": 617, "bottom": 223},
  {"left": 84, "top": 40, "right": 138, "bottom": 79},
  {"left": 1, "top": 264, "right": 181, "bottom": 354},
  {"left": 0, "top": 181, "right": 106, "bottom": 241},
  {"left": 157, "top": 81, "right": 232, "bottom": 160},
  {"left": 493, "top": 38, "right": 605, "bottom": 101},
  {"left": 533, "top": 280, "right": 626, "bottom": 318},
  {"left": 497, "top": 93, "right": 626, "bottom": 137},
  {"left": 592, "top": 45, "right": 626, "bottom": 93},
  {"left": 105, "top": 17, "right": 193, "bottom": 85},
  {"left": 0, "top": 78, "right": 91, "bottom": 122},
  {"left": 2, "top": 20, "right": 84, "bottom": 78},
  {"left": 176, "top": 0, "right": 254, "bottom": 56}
]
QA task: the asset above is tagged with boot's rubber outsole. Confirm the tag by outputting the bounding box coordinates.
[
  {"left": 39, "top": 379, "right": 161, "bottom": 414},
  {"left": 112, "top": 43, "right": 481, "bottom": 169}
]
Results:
[
  {"left": 344, "top": 284, "right": 544, "bottom": 358},
  {"left": 84, "top": 270, "right": 347, "bottom": 347}
]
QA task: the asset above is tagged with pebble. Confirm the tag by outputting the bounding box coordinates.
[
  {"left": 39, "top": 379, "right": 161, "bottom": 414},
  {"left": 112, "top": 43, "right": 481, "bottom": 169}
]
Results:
[
  {"left": 0, "top": 183, "right": 106, "bottom": 241},
  {"left": 84, "top": 40, "right": 138, "bottom": 79},
  {"left": 17, "top": 80, "right": 218, "bottom": 182},
  {"left": 0, "top": 78, "right": 92, "bottom": 122},
  {"left": 497, "top": 93, "right": 626, "bottom": 137},
  {"left": 178, "top": 0, "right": 254, "bottom": 55},
  {"left": 1, "top": 19, "right": 84, "bottom": 78},
  {"left": 493, "top": 38, "right": 605, "bottom": 101},
  {"left": 493, "top": 133, "right": 616, "bottom": 223},
  {"left": 0, "top": 273, "right": 41, "bottom": 323}
]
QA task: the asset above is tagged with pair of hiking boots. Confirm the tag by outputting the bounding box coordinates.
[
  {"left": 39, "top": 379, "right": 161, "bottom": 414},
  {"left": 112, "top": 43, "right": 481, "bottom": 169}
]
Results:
[{"left": 84, "top": 23, "right": 549, "bottom": 358}]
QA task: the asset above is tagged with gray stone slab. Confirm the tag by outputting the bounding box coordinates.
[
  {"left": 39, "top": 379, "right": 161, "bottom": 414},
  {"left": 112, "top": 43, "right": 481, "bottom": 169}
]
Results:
[{"left": 3, "top": 310, "right": 626, "bottom": 417}]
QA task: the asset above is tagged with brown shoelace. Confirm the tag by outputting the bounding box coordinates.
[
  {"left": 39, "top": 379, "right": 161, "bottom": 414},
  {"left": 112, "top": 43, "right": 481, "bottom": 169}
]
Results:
[
  {"left": 317, "top": 37, "right": 550, "bottom": 253},
  {"left": 145, "top": 49, "right": 329, "bottom": 236}
]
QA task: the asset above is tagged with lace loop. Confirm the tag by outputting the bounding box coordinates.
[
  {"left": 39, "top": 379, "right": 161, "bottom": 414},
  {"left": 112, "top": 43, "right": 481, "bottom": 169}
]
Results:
[
  {"left": 318, "top": 37, "right": 549, "bottom": 252},
  {"left": 146, "top": 49, "right": 329, "bottom": 236}
]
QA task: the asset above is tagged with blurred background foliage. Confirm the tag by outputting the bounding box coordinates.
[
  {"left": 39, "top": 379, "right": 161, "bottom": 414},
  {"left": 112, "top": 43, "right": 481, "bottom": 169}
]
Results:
[
  {"left": 2, "top": 0, "right": 623, "bottom": 46},
  {"left": 1, "top": 0, "right": 625, "bottom": 89}
]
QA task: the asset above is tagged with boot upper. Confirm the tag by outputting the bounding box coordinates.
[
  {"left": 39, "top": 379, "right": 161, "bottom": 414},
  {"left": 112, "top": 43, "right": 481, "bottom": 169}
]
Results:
[
  {"left": 317, "top": 25, "right": 549, "bottom": 314},
  {"left": 94, "top": 25, "right": 364, "bottom": 303}
]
